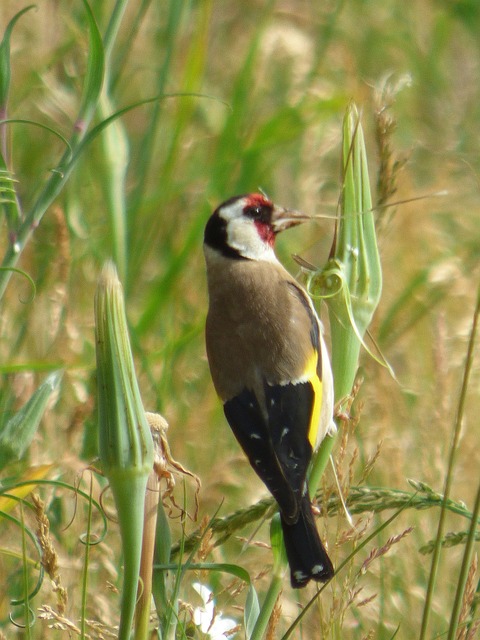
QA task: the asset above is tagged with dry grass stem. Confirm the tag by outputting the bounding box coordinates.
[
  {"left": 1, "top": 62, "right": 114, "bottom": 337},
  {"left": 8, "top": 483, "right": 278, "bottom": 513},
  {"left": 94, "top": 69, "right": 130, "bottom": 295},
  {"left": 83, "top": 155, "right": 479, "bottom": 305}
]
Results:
[
  {"left": 197, "top": 515, "right": 215, "bottom": 561},
  {"left": 32, "top": 493, "right": 68, "bottom": 614},
  {"left": 38, "top": 606, "right": 83, "bottom": 636},
  {"left": 336, "top": 515, "right": 373, "bottom": 546},
  {"left": 358, "top": 441, "right": 383, "bottom": 485},
  {"left": 361, "top": 527, "right": 414, "bottom": 575},
  {"left": 38, "top": 605, "right": 118, "bottom": 638},
  {"left": 266, "top": 594, "right": 282, "bottom": 640},
  {"left": 457, "top": 554, "right": 478, "bottom": 640},
  {"left": 373, "top": 74, "right": 409, "bottom": 222},
  {"left": 357, "top": 592, "right": 378, "bottom": 608}
]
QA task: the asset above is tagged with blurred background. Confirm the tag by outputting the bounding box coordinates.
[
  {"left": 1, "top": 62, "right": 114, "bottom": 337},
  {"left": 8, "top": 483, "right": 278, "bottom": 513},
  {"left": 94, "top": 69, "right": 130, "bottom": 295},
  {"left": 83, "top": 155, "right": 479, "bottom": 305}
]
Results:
[{"left": 0, "top": 0, "right": 479, "bottom": 637}]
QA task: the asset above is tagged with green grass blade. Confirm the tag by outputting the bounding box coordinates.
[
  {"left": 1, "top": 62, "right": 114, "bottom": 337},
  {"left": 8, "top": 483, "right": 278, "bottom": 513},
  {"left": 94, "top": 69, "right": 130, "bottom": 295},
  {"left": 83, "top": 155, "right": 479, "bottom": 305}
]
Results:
[
  {"left": 0, "top": 0, "right": 105, "bottom": 302},
  {"left": 0, "top": 5, "right": 35, "bottom": 226},
  {"left": 0, "top": 6, "right": 35, "bottom": 111},
  {"left": 0, "top": 371, "right": 63, "bottom": 470},
  {"left": 76, "top": 0, "right": 105, "bottom": 133},
  {"left": 420, "top": 284, "right": 480, "bottom": 640}
]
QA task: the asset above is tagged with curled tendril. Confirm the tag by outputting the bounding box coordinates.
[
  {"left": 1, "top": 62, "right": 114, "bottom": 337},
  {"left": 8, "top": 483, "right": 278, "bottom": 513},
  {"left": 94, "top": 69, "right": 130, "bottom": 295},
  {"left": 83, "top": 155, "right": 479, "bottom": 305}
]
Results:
[
  {"left": 62, "top": 470, "right": 108, "bottom": 546},
  {"left": 304, "top": 262, "right": 344, "bottom": 301},
  {"left": 306, "top": 260, "right": 394, "bottom": 376},
  {"left": 0, "top": 475, "right": 108, "bottom": 609},
  {"left": 9, "top": 605, "right": 36, "bottom": 629},
  {"left": 0, "top": 267, "right": 36, "bottom": 303},
  {"left": 70, "top": 471, "right": 105, "bottom": 547},
  {"left": 0, "top": 506, "right": 45, "bottom": 605},
  {"left": 98, "top": 483, "right": 119, "bottom": 524},
  {"left": 79, "top": 531, "right": 102, "bottom": 546},
  {"left": 1, "top": 476, "right": 108, "bottom": 544},
  {"left": 0, "top": 119, "right": 73, "bottom": 163}
]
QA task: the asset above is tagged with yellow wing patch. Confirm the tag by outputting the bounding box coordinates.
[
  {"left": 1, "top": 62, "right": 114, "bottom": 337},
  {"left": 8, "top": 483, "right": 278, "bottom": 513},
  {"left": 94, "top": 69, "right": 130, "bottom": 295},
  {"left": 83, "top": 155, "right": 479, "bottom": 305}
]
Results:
[{"left": 303, "top": 351, "right": 323, "bottom": 449}]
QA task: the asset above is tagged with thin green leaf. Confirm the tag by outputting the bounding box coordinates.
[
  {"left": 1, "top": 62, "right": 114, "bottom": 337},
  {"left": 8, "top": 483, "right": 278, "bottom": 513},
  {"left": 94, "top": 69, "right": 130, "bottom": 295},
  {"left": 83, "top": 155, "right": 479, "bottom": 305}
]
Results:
[
  {"left": 1, "top": 478, "right": 108, "bottom": 543},
  {"left": 127, "top": 0, "right": 185, "bottom": 229},
  {"left": 0, "top": 6, "right": 35, "bottom": 108},
  {"left": 0, "top": 0, "right": 105, "bottom": 303},
  {"left": 420, "top": 285, "right": 480, "bottom": 640},
  {"left": 446, "top": 286, "right": 480, "bottom": 640},
  {"left": 244, "top": 580, "right": 261, "bottom": 640},
  {"left": 0, "top": 371, "right": 62, "bottom": 471},
  {"left": 0, "top": 119, "right": 72, "bottom": 158},
  {"left": 76, "top": 91, "right": 228, "bottom": 161},
  {"left": 76, "top": 0, "right": 104, "bottom": 133}
]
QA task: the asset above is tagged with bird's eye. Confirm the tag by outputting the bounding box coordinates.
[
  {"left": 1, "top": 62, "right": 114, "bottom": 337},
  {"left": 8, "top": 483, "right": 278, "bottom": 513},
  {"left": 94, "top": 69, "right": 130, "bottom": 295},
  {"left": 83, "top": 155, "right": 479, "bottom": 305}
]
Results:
[
  {"left": 244, "top": 205, "right": 271, "bottom": 223},
  {"left": 245, "top": 206, "right": 262, "bottom": 218}
]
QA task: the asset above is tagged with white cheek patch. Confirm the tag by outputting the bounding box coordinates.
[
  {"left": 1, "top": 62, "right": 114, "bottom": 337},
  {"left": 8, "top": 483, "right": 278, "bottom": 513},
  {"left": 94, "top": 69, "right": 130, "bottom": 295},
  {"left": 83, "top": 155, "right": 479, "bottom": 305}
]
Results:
[{"left": 227, "top": 218, "right": 279, "bottom": 263}]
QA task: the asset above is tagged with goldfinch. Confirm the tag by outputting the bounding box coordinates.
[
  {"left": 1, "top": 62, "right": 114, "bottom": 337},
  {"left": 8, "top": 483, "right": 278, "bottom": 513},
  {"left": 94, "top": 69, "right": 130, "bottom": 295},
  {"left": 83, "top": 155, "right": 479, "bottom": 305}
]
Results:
[{"left": 204, "top": 193, "right": 335, "bottom": 588}]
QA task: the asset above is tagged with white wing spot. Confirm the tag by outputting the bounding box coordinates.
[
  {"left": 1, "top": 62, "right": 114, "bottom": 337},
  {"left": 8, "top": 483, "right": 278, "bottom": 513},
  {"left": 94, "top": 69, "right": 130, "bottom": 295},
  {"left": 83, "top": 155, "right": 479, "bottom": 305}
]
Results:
[
  {"left": 294, "top": 570, "right": 307, "bottom": 582},
  {"left": 250, "top": 433, "right": 261, "bottom": 440},
  {"left": 312, "top": 564, "right": 325, "bottom": 575},
  {"left": 280, "top": 427, "right": 289, "bottom": 441}
]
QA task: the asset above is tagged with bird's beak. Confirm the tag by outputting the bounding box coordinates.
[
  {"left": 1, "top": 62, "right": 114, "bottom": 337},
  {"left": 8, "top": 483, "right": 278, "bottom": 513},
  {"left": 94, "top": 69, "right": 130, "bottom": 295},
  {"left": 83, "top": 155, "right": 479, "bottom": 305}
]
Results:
[{"left": 271, "top": 206, "right": 310, "bottom": 233}]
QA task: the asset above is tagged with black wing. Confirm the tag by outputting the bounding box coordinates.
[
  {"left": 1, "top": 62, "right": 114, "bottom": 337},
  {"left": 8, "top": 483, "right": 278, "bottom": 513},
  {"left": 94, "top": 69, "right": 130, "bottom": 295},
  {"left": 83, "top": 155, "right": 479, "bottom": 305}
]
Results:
[{"left": 224, "top": 380, "right": 314, "bottom": 524}]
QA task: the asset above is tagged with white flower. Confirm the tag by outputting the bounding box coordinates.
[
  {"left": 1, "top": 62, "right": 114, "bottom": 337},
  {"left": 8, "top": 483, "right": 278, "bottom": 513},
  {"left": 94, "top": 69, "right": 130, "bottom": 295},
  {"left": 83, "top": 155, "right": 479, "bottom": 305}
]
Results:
[{"left": 192, "top": 582, "right": 237, "bottom": 639}]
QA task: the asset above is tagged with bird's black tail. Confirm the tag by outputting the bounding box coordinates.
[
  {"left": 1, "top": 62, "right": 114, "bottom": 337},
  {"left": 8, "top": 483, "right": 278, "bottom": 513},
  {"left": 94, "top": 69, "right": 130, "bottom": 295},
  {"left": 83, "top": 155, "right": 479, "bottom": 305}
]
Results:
[{"left": 281, "top": 493, "right": 334, "bottom": 588}]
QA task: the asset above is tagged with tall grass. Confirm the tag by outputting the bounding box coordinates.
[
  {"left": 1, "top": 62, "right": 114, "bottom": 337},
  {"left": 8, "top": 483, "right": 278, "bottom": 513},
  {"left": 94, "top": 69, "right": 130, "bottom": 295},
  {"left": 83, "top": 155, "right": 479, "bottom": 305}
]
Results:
[{"left": 0, "top": 1, "right": 479, "bottom": 638}]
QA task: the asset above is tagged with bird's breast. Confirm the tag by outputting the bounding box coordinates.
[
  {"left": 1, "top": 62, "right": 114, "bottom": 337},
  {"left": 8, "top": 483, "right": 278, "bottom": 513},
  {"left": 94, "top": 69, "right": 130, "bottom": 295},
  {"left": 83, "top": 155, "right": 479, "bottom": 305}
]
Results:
[{"left": 205, "top": 257, "right": 315, "bottom": 401}]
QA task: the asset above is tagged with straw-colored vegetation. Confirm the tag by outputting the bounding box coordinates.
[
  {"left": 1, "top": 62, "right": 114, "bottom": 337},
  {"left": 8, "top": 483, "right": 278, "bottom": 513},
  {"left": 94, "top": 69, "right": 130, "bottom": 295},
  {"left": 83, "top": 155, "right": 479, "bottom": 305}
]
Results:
[{"left": 0, "top": 1, "right": 479, "bottom": 638}]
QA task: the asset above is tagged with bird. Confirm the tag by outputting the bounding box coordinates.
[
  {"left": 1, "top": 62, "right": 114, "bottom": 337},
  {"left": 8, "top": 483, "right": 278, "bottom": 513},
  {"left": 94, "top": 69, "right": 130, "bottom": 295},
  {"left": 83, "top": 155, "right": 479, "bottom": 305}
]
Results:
[{"left": 203, "top": 192, "right": 335, "bottom": 588}]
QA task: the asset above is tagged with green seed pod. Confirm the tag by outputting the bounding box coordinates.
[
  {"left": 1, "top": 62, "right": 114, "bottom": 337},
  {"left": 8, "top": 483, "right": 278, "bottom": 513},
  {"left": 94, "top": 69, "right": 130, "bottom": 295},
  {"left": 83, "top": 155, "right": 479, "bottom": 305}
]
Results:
[
  {"left": 312, "top": 102, "right": 382, "bottom": 402},
  {"left": 94, "top": 260, "right": 154, "bottom": 640},
  {"left": 309, "top": 102, "right": 382, "bottom": 490}
]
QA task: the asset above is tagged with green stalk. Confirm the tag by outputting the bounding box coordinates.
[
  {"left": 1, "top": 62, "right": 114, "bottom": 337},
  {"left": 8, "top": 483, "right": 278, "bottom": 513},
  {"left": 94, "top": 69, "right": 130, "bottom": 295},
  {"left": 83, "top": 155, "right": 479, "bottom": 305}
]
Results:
[
  {"left": 80, "top": 475, "right": 94, "bottom": 640},
  {"left": 19, "top": 501, "right": 32, "bottom": 638},
  {"left": 95, "top": 262, "right": 154, "bottom": 640},
  {"left": 447, "top": 477, "right": 480, "bottom": 639},
  {"left": 446, "top": 289, "right": 480, "bottom": 638},
  {"left": 420, "top": 285, "right": 480, "bottom": 640},
  {"left": 98, "top": 89, "right": 129, "bottom": 282},
  {"left": 102, "top": 0, "right": 130, "bottom": 66},
  {"left": 249, "top": 576, "right": 283, "bottom": 640},
  {"left": 250, "top": 515, "right": 286, "bottom": 640},
  {"left": 98, "top": 0, "right": 130, "bottom": 281}
]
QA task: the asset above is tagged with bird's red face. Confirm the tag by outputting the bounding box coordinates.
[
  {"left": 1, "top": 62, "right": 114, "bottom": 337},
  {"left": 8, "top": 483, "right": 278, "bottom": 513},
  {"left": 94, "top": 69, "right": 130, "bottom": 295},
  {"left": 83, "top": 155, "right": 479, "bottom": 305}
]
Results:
[
  {"left": 204, "top": 193, "right": 308, "bottom": 261},
  {"left": 241, "top": 193, "right": 276, "bottom": 247}
]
